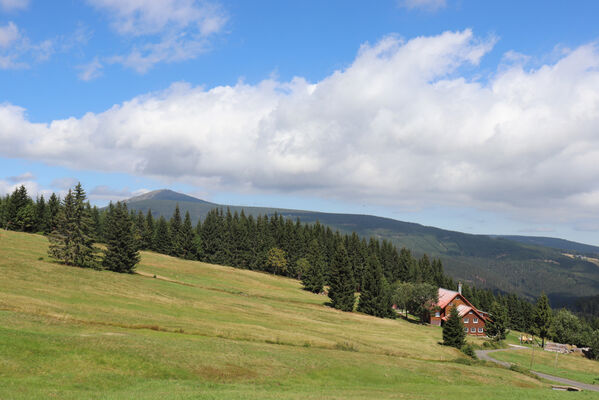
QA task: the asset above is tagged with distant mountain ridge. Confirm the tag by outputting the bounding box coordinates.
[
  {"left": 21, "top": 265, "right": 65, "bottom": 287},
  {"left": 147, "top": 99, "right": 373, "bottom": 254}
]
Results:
[{"left": 122, "top": 189, "right": 599, "bottom": 305}]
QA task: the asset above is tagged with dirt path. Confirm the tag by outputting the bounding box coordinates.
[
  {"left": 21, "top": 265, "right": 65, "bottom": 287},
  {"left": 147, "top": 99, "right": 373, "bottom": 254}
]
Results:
[{"left": 475, "top": 346, "right": 599, "bottom": 392}]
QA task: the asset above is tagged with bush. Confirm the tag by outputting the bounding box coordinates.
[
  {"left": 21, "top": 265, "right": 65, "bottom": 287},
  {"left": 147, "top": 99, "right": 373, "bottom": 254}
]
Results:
[{"left": 461, "top": 343, "right": 477, "bottom": 359}]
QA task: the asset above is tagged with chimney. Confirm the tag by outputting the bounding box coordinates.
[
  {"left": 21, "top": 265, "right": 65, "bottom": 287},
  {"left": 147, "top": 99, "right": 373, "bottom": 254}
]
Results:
[{"left": 458, "top": 282, "right": 462, "bottom": 295}]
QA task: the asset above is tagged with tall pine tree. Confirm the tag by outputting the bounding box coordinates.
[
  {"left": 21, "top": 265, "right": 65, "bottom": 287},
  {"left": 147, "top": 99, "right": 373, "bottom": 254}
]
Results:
[
  {"left": 102, "top": 202, "right": 140, "bottom": 273},
  {"left": 48, "top": 184, "right": 97, "bottom": 268},
  {"left": 533, "top": 293, "right": 552, "bottom": 348},
  {"left": 328, "top": 243, "right": 355, "bottom": 312}
]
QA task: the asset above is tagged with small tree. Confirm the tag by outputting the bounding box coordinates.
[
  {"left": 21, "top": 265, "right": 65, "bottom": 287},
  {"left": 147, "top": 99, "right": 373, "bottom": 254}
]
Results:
[
  {"left": 443, "top": 306, "right": 466, "bottom": 348},
  {"left": 392, "top": 281, "right": 414, "bottom": 319},
  {"left": 406, "top": 282, "right": 438, "bottom": 323},
  {"left": 295, "top": 257, "right": 310, "bottom": 280},
  {"left": 102, "top": 202, "right": 140, "bottom": 273},
  {"left": 533, "top": 293, "right": 552, "bottom": 348},
  {"left": 267, "top": 247, "right": 287, "bottom": 275}
]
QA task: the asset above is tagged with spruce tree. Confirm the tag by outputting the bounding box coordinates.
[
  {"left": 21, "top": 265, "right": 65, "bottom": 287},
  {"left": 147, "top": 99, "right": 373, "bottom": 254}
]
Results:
[
  {"left": 533, "top": 293, "right": 553, "bottom": 348},
  {"left": 486, "top": 301, "right": 509, "bottom": 341},
  {"left": 443, "top": 306, "right": 466, "bottom": 348},
  {"left": 302, "top": 239, "right": 325, "bottom": 293},
  {"left": 48, "top": 185, "right": 97, "bottom": 268},
  {"left": 153, "top": 216, "right": 171, "bottom": 254},
  {"left": 357, "top": 253, "right": 393, "bottom": 318},
  {"left": 180, "top": 211, "right": 196, "bottom": 259},
  {"left": 143, "top": 210, "right": 155, "bottom": 250},
  {"left": 102, "top": 202, "right": 140, "bottom": 273},
  {"left": 35, "top": 195, "right": 47, "bottom": 233},
  {"left": 170, "top": 204, "right": 183, "bottom": 257},
  {"left": 47, "top": 193, "right": 60, "bottom": 233},
  {"left": 328, "top": 243, "right": 355, "bottom": 312}
]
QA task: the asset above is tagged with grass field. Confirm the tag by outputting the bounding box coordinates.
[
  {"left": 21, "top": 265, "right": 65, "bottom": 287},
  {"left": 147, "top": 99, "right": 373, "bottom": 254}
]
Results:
[
  {"left": 0, "top": 230, "right": 595, "bottom": 399},
  {"left": 492, "top": 346, "right": 599, "bottom": 386}
]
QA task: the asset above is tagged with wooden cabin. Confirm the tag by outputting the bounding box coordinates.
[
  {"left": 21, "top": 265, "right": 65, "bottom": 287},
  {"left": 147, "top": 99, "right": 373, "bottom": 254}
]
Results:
[{"left": 430, "top": 284, "right": 487, "bottom": 336}]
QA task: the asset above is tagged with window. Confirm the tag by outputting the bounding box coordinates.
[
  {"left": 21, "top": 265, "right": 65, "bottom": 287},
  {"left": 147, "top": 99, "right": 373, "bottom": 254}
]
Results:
[
  {"left": 464, "top": 327, "right": 468, "bottom": 332},
  {"left": 463, "top": 318, "right": 469, "bottom": 323},
  {"left": 435, "top": 311, "right": 440, "bottom": 317},
  {"left": 473, "top": 318, "right": 478, "bottom": 323},
  {"left": 471, "top": 327, "right": 476, "bottom": 333},
  {"left": 478, "top": 328, "right": 483, "bottom": 333},
  {"left": 469, "top": 311, "right": 473, "bottom": 314}
]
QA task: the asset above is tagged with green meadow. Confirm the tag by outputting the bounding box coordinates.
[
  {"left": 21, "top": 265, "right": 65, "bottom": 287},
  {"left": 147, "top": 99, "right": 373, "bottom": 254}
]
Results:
[{"left": 0, "top": 230, "right": 594, "bottom": 399}]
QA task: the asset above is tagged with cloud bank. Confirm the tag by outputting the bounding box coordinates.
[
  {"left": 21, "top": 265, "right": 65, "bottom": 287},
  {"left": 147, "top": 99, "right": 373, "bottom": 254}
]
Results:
[{"left": 2, "top": 29, "right": 599, "bottom": 225}]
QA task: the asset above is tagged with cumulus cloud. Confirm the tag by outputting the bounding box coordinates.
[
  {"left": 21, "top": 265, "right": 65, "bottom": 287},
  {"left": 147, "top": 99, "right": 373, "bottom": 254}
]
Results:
[
  {"left": 2, "top": 29, "right": 599, "bottom": 226},
  {"left": 0, "top": 0, "right": 28, "bottom": 12},
  {"left": 87, "top": 0, "right": 227, "bottom": 73},
  {"left": 400, "top": 0, "right": 446, "bottom": 12}
]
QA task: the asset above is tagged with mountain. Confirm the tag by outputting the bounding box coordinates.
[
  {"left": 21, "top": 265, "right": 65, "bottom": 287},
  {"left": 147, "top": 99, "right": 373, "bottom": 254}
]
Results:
[
  {"left": 496, "top": 235, "right": 599, "bottom": 255},
  {"left": 123, "top": 189, "right": 599, "bottom": 305}
]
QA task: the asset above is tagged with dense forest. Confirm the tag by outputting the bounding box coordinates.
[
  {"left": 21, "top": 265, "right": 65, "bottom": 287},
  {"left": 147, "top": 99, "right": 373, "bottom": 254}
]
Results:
[{"left": 2, "top": 184, "right": 599, "bottom": 349}]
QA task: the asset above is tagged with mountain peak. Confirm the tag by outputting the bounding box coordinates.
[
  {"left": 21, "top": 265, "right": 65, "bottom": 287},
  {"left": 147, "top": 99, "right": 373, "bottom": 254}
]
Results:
[{"left": 126, "top": 189, "right": 210, "bottom": 204}]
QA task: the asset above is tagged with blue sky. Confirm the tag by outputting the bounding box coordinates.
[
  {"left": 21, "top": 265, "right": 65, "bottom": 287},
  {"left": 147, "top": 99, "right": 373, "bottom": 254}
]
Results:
[{"left": 2, "top": 0, "right": 599, "bottom": 244}]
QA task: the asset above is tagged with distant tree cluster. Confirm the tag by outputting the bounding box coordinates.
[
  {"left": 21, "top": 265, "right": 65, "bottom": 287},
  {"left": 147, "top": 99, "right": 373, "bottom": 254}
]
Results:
[{"left": 1, "top": 184, "right": 139, "bottom": 273}]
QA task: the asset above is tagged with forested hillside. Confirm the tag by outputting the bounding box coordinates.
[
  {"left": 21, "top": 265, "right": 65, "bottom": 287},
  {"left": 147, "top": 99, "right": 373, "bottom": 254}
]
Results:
[{"left": 123, "top": 190, "right": 599, "bottom": 304}]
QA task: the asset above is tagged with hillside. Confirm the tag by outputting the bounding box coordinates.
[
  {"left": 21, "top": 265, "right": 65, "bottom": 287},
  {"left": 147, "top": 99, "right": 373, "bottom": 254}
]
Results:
[
  {"left": 123, "top": 190, "right": 599, "bottom": 304},
  {"left": 0, "top": 230, "right": 587, "bottom": 399}
]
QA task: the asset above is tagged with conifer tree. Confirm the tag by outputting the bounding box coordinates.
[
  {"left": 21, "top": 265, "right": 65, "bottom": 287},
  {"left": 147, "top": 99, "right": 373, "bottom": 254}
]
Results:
[
  {"left": 180, "top": 211, "right": 196, "bottom": 259},
  {"left": 47, "top": 193, "right": 60, "bottom": 233},
  {"left": 486, "top": 301, "right": 509, "bottom": 341},
  {"left": 35, "top": 195, "right": 47, "bottom": 233},
  {"left": 48, "top": 185, "right": 97, "bottom": 268},
  {"left": 102, "top": 202, "right": 140, "bottom": 273},
  {"left": 357, "top": 253, "right": 393, "bottom": 318},
  {"left": 443, "top": 306, "right": 466, "bottom": 348},
  {"left": 302, "top": 239, "right": 326, "bottom": 293},
  {"left": 169, "top": 204, "right": 183, "bottom": 257},
  {"left": 143, "top": 210, "right": 155, "bottom": 250},
  {"left": 328, "top": 242, "right": 355, "bottom": 312},
  {"left": 533, "top": 293, "right": 553, "bottom": 348},
  {"left": 153, "top": 216, "right": 171, "bottom": 254}
]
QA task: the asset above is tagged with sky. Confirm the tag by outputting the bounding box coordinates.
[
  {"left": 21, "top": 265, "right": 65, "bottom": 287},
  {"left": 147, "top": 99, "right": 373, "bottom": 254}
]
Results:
[{"left": 2, "top": 0, "right": 599, "bottom": 244}]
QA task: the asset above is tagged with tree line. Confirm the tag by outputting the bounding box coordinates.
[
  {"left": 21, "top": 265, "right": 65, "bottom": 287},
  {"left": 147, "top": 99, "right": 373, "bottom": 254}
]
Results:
[{"left": 3, "top": 183, "right": 599, "bottom": 357}]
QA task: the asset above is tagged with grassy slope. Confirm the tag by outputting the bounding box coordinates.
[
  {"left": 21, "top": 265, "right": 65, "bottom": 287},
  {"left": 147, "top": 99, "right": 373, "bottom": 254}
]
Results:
[{"left": 0, "top": 231, "right": 593, "bottom": 399}]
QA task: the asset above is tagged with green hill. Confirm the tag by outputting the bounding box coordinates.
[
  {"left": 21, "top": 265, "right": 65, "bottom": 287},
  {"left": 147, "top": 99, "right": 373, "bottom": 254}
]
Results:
[
  {"left": 122, "top": 190, "right": 599, "bottom": 304},
  {"left": 0, "top": 230, "right": 588, "bottom": 399}
]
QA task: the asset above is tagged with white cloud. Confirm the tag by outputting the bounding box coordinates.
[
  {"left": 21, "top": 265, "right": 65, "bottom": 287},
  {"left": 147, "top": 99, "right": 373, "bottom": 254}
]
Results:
[
  {"left": 0, "top": 21, "right": 19, "bottom": 48},
  {"left": 77, "top": 57, "right": 103, "bottom": 81},
  {"left": 400, "top": 0, "right": 446, "bottom": 12},
  {"left": 2, "top": 30, "right": 599, "bottom": 227},
  {"left": 87, "top": 0, "right": 226, "bottom": 73},
  {"left": 0, "top": 21, "right": 84, "bottom": 69},
  {"left": 0, "top": 0, "right": 28, "bottom": 12}
]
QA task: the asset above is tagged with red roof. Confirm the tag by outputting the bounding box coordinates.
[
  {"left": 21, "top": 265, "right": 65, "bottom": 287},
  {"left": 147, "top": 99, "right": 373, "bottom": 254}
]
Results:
[
  {"left": 437, "top": 288, "right": 460, "bottom": 309},
  {"left": 435, "top": 288, "right": 487, "bottom": 321}
]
